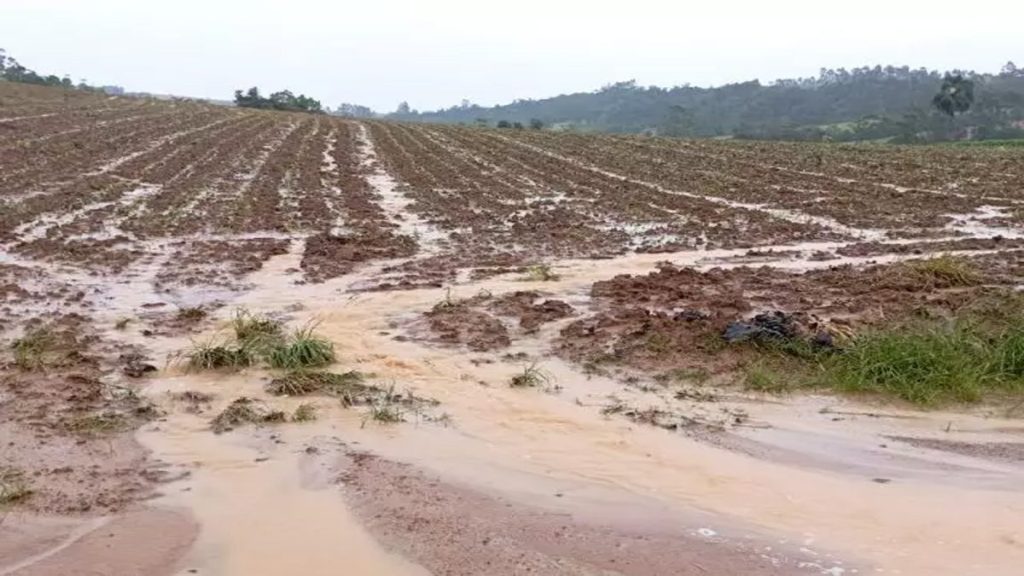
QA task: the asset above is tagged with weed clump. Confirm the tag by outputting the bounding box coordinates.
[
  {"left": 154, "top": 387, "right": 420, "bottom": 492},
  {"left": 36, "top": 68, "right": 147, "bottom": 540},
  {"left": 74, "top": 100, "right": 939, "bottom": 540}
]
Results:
[
  {"left": 210, "top": 397, "right": 287, "bottom": 433},
  {"left": 906, "top": 255, "right": 980, "bottom": 287},
  {"left": 266, "top": 370, "right": 367, "bottom": 398},
  {"left": 179, "top": 310, "right": 336, "bottom": 372},
  {"left": 267, "top": 325, "right": 336, "bottom": 370},
  {"left": 231, "top": 308, "right": 284, "bottom": 351},
  {"left": 510, "top": 363, "right": 552, "bottom": 388},
  {"left": 520, "top": 264, "right": 560, "bottom": 282},
  {"left": 292, "top": 403, "right": 318, "bottom": 422},
  {"left": 364, "top": 384, "right": 405, "bottom": 424},
  {"left": 185, "top": 339, "right": 257, "bottom": 372},
  {"left": 64, "top": 412, "right": 131, "bottom": 436},
  {"left": 177, "top": 307, "right": 208, "bottom": 323},
  {"left": 12, "top": 326, "right": 58, "bottom": 371},
  {"left": 0, "top": 468, "right": 31, "bottom": 506},
  {"left": 743, "top": 362, "right": 793, "bottom": 394}
]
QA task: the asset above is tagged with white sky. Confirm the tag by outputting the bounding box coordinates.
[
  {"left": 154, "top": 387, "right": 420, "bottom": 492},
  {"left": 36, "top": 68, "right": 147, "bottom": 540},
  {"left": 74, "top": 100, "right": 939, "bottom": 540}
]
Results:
[{"left": 1, "top": 0, "right": 1021, "bottom": 112}]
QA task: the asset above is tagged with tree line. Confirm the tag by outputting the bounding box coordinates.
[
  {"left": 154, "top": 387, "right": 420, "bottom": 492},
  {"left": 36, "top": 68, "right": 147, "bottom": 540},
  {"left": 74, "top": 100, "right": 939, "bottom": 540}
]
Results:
[
  {"left": 390, "top": 63, "right": 1024, "bottom": 143},
  {"left": 233, "top": 87, "right": 323, "bottom": 114},
  {"left": 0, "top": 48, "right": 118, "bottom": 93}
]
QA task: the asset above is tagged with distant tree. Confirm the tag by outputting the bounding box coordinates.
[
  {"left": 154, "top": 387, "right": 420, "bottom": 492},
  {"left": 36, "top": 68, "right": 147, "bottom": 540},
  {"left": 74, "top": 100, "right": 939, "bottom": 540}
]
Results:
[
  {"left": 234, "top": 87, "right": 263, "bottom": 108},
  {"left": 474, "top": 117, "right": 489, "bottom": 127},
  {"left": 663, "top": 105, "right": 696, "bottom": 137},
  {"left": 234, "top": 86, "right": 323, "bottom": 113},
  {"left": 1002, "top": 61, "right": 1023, "bottom": 78},
  {"left": 932, "top": 73, "right": 975, "bottom": 117},
  {"left": 512, "top": 121, "right": 524, "bottom": 129},
  {"left": 496, "top": 120, "right": 512, "bottom": 128},
  {"left": 0, "top": 48, "right": 99, "bottom": 91},
  {"left": 335, "top": 103, "right": 375, "bottom": 118},
  {"left": 396, "top": 101, "right": 411, "bottom": 115},
  {"left": 529, "top": 118, "right": 544, "bottom": 130}
]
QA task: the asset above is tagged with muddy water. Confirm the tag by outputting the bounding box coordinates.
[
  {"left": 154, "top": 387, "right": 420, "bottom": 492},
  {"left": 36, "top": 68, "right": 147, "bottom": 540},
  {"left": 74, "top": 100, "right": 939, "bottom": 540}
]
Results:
[
  {"left": 126, "top": 243, "right": 1024, "bottom": 576},
  {"left": 138, "top": 387, "right": 429, "bottom": 576}
]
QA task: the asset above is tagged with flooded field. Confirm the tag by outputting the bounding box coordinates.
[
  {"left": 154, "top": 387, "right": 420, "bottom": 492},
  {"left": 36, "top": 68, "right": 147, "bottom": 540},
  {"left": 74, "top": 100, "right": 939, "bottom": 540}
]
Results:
[{"left": 2, "top": 83, "right": 1024, "bottom": 576}]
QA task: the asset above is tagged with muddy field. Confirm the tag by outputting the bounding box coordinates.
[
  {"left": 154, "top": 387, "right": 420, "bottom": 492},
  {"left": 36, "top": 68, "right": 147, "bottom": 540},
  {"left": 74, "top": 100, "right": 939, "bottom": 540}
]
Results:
[{"left": 2, "top": 83, "right": 1024, "bottom": 576}]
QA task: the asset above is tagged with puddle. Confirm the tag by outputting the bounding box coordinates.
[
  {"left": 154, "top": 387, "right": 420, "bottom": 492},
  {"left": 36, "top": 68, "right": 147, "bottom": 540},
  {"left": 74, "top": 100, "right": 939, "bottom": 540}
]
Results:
[{"left": 137, "top": 393, "right": 429, "bottom": 576}]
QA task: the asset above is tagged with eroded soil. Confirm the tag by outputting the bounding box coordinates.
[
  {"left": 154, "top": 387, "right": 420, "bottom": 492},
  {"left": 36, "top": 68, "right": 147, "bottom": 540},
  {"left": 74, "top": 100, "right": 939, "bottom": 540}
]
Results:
[{"left": 3, "top": 83, "right": 1024, "bottom": 576}]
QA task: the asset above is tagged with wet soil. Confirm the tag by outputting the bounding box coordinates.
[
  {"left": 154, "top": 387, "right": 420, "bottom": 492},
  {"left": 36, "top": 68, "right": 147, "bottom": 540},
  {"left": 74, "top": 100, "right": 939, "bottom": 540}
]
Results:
[
  {"left": 4, "top": 82, "right": 1024, "bottom": 576},
  {"left": 888, "top": 436, "right": 1024, "bottom": 464},
  {"left": 342, "top": 452, "right": 824, "bottom": 576},
  {"left": 557, "top": 252, "right": 1024, "bottom": 377},
  {"left": 0, "top": 315, "right": 163, "bottom": 515}
]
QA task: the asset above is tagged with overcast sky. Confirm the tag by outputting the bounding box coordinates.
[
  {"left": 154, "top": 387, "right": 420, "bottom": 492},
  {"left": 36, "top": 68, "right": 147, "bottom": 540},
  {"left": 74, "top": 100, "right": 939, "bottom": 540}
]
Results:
[{"left": 2, "top": 0, "right": 1021, "bottom": 112}]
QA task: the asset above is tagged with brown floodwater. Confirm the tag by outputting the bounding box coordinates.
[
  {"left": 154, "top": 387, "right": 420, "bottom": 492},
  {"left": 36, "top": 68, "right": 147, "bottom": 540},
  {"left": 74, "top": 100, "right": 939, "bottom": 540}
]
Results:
[{"left": 113, "top": 243, "right": 1024, "bottom": 576}]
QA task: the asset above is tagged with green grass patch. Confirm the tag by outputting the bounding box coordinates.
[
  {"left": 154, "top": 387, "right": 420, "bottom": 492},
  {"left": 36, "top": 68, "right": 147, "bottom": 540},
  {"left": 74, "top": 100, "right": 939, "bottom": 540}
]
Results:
[
  {"left": 817, "top": 320, "right": 1024, "bottom": 405},
  {"left": 906, "top": 254, "right": 980, "bottom": 287},
  {"left": 743, "top": 362, "right": 795, "bottom": 394},
  {"left": 267, "top": 325, "right": 336, "bottom": 370},
  {"left": 179, "top": 310, "right": 336, "bottom": 373},
  {"left": 231, "top": 309, "right": 284, "bottom": 349},
  {"left": 734, "top": 293, "right": 1024, "bottom": 406}
]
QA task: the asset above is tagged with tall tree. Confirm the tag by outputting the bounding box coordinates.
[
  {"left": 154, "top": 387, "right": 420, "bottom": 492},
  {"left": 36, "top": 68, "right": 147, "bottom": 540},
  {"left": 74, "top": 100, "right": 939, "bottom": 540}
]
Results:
[{"left": 932, "top": 73, "right": 975, "bottom": 117}]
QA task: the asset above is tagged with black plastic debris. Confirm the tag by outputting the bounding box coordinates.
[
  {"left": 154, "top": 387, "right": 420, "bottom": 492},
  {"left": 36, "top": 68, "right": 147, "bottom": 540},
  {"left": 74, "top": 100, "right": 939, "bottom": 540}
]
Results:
[
  {"left": 723, "top": 310, "right": 840, "bottom": 350},
  {"left": 722, "top": 311, "right": 798, "bottom": 344}
]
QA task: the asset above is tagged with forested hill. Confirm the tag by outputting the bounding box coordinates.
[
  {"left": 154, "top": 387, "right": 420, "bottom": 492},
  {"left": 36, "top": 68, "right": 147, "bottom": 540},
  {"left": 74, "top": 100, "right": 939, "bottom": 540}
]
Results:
[{"left": 387, "top": 64, "right": 1024, "bottom": 142}]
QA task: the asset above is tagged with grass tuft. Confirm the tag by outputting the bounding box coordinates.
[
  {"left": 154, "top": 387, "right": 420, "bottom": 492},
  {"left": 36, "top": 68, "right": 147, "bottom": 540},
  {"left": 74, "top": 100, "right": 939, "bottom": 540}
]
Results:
[
  {"left": 906, "top": 254, "right": 980, "bottom": 287},
  {"left": 266, "top": 369, "right": 366, "bottom": 398},
  {"left": 12, "top": 326, "right": 57, "bottom": 371},
  {"left": 65, "top": 413, "right": 130, "bottom": 436},
  {"left": 185, "top": 339, "right": 257, "bottom": 372},
  {"left": 267, "top": 325, "right": 336, "bottom": 370},
  {"left": 520, "top": 263, "right": 560, "bottom": 282},
  {"left": 432, "top": 287, "right": 459, "bottom": 312},
  {"left": 0, "top": 468, "right": 32, "bottom": 506},
  {"left": 210, "top": 397, "right": 287, "bottom": 433},
  {"left": 364, "top": 384, "right": 405, "bottom": 424},
  {"left": 292, "top": 403, "right": 318, "bottom": 422},
  {"left": 509, "top": 362, "right": 552, "bottom": 388},
  {"left": 231, "top": 308, "right": 284, "bottom": 346},
  {"left": 177, "top": 306, "right": 208, "bottom": 323}
]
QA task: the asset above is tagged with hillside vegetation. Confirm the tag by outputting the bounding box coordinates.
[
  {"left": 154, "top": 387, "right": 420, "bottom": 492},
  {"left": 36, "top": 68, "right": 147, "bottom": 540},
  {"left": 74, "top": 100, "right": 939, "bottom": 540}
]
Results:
[{"left": 389, "top": 64, "right": 1024, "bottom": 143}]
